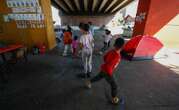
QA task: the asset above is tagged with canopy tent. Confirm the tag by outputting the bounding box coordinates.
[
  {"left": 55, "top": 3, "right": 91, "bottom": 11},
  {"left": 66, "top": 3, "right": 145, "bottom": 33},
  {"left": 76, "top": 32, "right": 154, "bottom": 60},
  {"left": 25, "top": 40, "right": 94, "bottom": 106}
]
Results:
[{"left": 121, "top": 35, "right": 163, "bottom": 60}]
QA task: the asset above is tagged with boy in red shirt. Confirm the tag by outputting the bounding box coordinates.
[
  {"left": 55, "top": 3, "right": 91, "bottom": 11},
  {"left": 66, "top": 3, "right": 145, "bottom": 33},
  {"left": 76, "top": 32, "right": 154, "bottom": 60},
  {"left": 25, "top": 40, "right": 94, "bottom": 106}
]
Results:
[{"left": 86, "top": 37, "right": 125, "bottom": 104}]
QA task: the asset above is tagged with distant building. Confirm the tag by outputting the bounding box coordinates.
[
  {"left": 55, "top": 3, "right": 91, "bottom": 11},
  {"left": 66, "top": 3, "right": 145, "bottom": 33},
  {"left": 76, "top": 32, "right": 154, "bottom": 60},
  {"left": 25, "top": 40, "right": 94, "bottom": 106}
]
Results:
[{"left": 124, "top": 15, "right": 135, "bottom": 24}]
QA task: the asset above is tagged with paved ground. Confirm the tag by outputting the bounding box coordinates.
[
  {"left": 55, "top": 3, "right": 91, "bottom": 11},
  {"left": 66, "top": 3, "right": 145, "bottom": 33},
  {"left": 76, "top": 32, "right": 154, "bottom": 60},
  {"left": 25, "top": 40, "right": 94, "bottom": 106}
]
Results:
[
  {"left": 155, "top": 48, "right": 179, "bottom": 74},
  {"left": 0, "top": 35, "right": 179, "bottom": 110}
]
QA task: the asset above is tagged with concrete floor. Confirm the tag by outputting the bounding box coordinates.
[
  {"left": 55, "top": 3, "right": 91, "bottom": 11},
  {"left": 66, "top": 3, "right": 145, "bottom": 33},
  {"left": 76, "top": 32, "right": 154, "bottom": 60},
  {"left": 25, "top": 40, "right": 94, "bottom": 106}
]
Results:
[{"left": 0, "top": 36, "right": 179, "bottom": 110}]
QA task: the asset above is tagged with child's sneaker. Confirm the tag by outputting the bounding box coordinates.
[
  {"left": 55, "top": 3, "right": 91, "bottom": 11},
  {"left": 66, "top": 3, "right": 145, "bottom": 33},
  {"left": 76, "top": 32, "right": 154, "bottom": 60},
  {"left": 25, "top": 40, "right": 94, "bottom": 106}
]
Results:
[
  {"left": 85, "top": 80, "right": 92, "bottom": 89},
  {"left": 112, "top": 97, "right": 119, "bottom": 104}
]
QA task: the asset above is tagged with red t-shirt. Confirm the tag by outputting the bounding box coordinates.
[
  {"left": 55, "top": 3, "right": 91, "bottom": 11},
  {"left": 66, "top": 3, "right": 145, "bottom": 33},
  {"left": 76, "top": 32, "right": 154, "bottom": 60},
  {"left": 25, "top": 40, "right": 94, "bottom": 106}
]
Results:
[
  {"left": 101, "top": 49, "right": 121, "bottom": 76},
  {"left": 63, "top": 32, "right": 72, "bottom": 44}
]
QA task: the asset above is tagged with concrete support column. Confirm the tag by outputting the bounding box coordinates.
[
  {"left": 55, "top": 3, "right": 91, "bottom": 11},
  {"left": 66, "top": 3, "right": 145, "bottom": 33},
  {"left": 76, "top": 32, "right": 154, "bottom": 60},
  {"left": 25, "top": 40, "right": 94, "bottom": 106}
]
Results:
[
  {"left": 132, "top": 0, "right": 179, "bottom": 47},
  {"left": 132, "top": 0, "right": 151, "bottom": 37}
]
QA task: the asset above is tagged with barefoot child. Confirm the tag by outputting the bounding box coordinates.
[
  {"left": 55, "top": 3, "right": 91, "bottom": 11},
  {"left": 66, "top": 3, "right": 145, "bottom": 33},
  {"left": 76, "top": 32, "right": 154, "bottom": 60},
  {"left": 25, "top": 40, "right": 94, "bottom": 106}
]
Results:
[{"left": 86, "top": 38, "right": 125, "bottom": 104}]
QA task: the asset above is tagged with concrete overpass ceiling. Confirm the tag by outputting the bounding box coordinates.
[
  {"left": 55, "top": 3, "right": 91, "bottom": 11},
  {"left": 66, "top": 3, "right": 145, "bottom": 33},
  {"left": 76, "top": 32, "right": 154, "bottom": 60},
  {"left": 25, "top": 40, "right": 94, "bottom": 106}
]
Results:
[
  {"left": 52, "top": 0, "right": 69, "bottom": 12},
  {"left": 84, "top": 0, "right": 88, "bottom": 11},
  {"left": 51, "top": 0, "right": 134, "bottom": 15},
  {"left": 112, "top": 0, "right": 133, "bottom": 13},
  {"left": 105, "top": 0, "right": 118, "bottom": 12},
  {"left": 65, "top": 0, "right": 75, "bottom": 11},
  {"left": 92, "top": 0, "right": 98, "bottom": 11},
  {"left": 75, "top": 0, "right": 80, "bottom": 11},
  {"left": 98, "top": 0, "right": 108, "bottom": 12}
]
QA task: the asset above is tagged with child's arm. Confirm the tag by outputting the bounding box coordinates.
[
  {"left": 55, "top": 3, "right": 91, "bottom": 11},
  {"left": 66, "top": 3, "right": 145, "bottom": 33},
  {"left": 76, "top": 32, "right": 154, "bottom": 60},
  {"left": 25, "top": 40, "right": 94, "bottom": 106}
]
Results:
[
  {"left": 91, "top": 39, "right": 94, "bottom": 48},
  {"left": 90, "top": 36, "right": 95, "bottom": 48},
  {"left": 79, "top": 36, "right": 83, "bottom": 50},
  {"left": 79, "top": 43, "right": 83, "bottom": 50}
]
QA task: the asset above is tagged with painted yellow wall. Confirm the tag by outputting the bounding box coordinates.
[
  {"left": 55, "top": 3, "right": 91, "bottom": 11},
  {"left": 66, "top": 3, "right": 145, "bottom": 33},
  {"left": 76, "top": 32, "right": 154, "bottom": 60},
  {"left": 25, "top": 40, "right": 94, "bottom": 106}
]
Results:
[
  {"left": 0, "top": 0, "right": 56, "bottom": 50},
  {"left": 41, "top": 0, "right": 56, "bottom": 49},
  {"left": 155, "top": 14, "right": 179, "bottom": 48}
]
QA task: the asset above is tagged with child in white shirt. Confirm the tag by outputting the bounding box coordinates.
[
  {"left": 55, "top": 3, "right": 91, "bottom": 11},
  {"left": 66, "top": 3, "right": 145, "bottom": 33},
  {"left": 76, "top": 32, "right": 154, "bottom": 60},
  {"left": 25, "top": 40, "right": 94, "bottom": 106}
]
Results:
[
  {"left": 79, "top": 23, "right": 94, "bottom": 78},
  {"left": 99, "top": 29, "right": 112, "bottom": 55}
]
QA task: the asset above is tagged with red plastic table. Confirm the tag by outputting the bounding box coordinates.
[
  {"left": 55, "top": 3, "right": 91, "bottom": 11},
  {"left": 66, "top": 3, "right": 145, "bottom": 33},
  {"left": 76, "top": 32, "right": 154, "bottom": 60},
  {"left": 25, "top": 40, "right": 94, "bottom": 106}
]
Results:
[
  {"left": 0, "top": 44, "right": 26, "bottom": 82},
  {"left": 0, "top": 44, "right": 24, "bottom": 54}
]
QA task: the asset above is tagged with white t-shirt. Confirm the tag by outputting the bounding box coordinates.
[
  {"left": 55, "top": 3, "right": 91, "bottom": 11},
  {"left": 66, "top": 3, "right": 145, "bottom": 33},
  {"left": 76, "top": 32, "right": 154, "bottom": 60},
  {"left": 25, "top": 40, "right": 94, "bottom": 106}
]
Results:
[
  {"left": 104, "top": 34, "right": 112, "bottom": 43},
  {"left": 80, "top": 34, "right": 94, "bottom": 50}
]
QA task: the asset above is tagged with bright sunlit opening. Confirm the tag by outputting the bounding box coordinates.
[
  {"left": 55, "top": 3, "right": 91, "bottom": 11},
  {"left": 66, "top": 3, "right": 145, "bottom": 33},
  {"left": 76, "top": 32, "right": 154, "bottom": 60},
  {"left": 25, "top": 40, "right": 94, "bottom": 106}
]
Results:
[
  {"left": 106, "top": 0, "right": 139, "bottom": 35},
  {"left": 51, "top": 6, "right": 61, "bottom": 25}
]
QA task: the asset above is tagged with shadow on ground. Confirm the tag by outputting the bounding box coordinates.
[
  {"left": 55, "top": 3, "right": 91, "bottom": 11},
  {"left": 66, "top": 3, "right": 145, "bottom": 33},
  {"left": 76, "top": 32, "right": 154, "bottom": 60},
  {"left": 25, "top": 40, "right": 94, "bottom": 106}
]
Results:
[{"left": 0, "top": 35, "right": 179, "bottom": 110}]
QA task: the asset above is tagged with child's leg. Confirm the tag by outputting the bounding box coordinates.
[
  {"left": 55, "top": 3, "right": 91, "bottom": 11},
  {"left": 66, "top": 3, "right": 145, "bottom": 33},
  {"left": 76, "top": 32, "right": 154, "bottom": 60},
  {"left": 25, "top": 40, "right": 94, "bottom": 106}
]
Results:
[
  {"left": 70, "top": 44, "right": 73, "bottom": 53},
  {"left": 90, "top": 72, "right": 105, "bottom": 83},
  {"left": 101, "top": 42, "right": 105, "bottom": 51},
  {"left": 101, "top": 42, "right": 108, "bottom": 52},
  {"left": 73, "top": 48, "right": 76, "bottom": 56},
  {"left": 82, "top": 52, "right": 88, "bottom": 74},
  {"left": 105, "top": 75, "right": 118, "bottom": 98},
  {"left": 63, "top": 45, "right": 68, "bottom": 56},
  {"left": 86, "top": 72, "right": 105, "bottom": 88},
  {"left": 88, "top": 51, "right": 93, "bottom": 73},
  {"left": 108, "top": 41, "right": 110, "bottom": 48}
]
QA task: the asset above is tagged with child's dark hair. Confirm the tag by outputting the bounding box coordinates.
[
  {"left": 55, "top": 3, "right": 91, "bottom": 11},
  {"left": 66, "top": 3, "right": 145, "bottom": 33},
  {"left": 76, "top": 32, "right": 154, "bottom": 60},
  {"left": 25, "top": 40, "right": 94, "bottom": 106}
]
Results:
[
  {"left": 88, "top": 21, "right": 92, "bottom": 25},
  {"left": 105, "top": 29, "right": 111, "bottom": 35},
  {"left": 81, "top": 23, "right": 90, "bottom": 32},
  {"left": 79, "top": 22, "right": 84, "bottom": 29},
  {"left": 67, "top": 25, "right": 72, "bottom": 32},
  {"left": 74, "top": 36, "right": 78, "bottom": 40},
  {"left": 114, "top": 37, "right": 125, "bottom": 49}
]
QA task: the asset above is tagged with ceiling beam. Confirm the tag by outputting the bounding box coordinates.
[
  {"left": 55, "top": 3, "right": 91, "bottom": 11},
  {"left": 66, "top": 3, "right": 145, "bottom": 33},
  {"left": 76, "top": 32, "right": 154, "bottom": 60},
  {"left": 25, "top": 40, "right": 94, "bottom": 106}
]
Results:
[
  {"left": 51, "top": 0, "right": 68, "bottom": 14},
  {"left": 84, "top": 0, "right": 88, "bottom": 11},
  {"left": 79, "top": 0, "right": 85, "bottom": 12},
  {"left": 94, "top": 0, "right": 103, "bottom": 13},
  {"left": 106, "top": 0, "right": 123, "bottom": 13},
  {"left": 60, "top": 0, "right": 73, "bottom": 12},
  {"left": 112, "top": 0, "right": 133, "bottom": 14},
  {"left": 88, "top": 0, "right": 94, "bottom": 13},
  {"left": 69, "top": 0, "right": 78, "bottom": 12},
  {"left": 100, "top": 0, "right": 113, "bottom": 13},
  {"left": 51, "top": 0, "right": 133, "bottom": 15}
]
